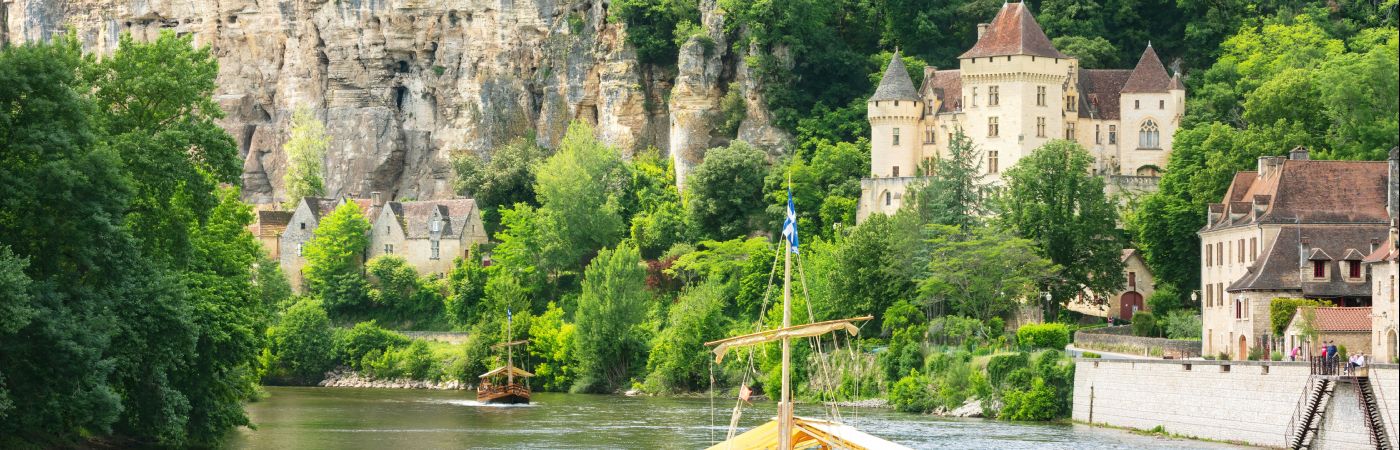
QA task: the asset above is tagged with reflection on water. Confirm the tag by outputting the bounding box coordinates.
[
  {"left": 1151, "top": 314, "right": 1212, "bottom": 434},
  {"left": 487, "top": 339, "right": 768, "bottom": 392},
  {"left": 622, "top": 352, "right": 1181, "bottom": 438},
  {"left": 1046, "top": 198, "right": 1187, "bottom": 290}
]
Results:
[{"left": 227, "top": 387, "right": 1243, "bottom": 449}]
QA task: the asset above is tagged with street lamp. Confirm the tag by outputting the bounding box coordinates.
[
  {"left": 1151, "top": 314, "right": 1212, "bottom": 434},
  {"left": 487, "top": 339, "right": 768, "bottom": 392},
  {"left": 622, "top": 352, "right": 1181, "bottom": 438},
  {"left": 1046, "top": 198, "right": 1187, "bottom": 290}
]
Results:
[
  {"left": 1190, "top": 290, "right": 1198, "bottom": 306},
  {"left": 1042, "top": 291, "right": 1052, "bottom": 323}
]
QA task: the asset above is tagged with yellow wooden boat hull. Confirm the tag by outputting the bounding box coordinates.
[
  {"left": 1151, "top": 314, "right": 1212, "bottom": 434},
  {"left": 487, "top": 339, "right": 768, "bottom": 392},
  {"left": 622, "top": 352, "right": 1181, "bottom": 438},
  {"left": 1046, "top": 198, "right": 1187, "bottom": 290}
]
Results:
[{"left": 705, "top": 416, "right": 911, "bottom": 450}]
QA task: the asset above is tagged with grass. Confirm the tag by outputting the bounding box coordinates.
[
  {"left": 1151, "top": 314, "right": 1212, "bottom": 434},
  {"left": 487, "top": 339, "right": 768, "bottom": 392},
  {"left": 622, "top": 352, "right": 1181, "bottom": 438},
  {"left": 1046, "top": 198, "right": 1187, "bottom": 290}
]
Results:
[{"left": 1076, "top": 420, "right": 1256, "bottom": 446}]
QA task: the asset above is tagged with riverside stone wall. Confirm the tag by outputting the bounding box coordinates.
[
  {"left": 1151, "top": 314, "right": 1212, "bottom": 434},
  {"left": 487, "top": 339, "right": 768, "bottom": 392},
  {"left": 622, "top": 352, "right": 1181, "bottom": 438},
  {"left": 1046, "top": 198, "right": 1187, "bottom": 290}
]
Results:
[
  {"left": 1074, "top": 326, "right": 1201, "bottom": 358},
  {"left": 1073, "top": 359, "right": 1400, "bottom": 448}
]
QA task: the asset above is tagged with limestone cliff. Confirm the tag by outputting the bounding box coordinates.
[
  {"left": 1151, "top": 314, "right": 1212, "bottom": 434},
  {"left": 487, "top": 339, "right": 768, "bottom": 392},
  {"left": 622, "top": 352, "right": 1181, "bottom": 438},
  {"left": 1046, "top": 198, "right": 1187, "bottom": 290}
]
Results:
[{"left": 2, "top": 0, "right": 788, "bottom": 203}]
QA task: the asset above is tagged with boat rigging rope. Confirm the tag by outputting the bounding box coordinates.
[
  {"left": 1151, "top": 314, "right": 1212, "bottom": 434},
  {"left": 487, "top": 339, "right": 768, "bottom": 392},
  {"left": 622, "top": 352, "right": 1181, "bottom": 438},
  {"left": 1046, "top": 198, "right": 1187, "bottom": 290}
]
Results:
[
  {"left": 796, "top": 254, "right": 844, "bottom": 424},
  {"left": 720, "top": 244, "right": 784, "bottom": 442}
]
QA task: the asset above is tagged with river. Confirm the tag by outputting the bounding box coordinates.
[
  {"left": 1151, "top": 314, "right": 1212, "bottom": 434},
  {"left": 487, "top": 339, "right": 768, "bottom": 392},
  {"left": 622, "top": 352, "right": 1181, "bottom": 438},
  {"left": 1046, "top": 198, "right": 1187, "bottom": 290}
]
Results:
[{"left": 226, "top": 387, "right": 1244, "bottom": 449}]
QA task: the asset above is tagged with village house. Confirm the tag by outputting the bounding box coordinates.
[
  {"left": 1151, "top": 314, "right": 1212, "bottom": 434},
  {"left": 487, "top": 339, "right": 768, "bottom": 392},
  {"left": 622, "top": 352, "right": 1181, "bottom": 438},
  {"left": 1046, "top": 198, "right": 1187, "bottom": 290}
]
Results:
[
  {"left": 1066, "top": 249, "right": 1157, "bottom": 322},
  {"left": 367, "top": 197, "right": 487, "bottom": 276},
  {"left": 1283, "top": 306, "right": 1373, "bottom": 359},
  {"left": 1363, "top": 147, "right": 1399, "bottom": 362},
  {"left": 278, "top": 196, "right": 382, "bottom": 292},
  {"left": 249, "top": 210, "right": 292, "bottom": 258},
  {"left": 1199, "top": 148, "right": 1396, "bottom": 359},
  {"left": 858, "top": 2, "right": 1183, "bottom": 221}
]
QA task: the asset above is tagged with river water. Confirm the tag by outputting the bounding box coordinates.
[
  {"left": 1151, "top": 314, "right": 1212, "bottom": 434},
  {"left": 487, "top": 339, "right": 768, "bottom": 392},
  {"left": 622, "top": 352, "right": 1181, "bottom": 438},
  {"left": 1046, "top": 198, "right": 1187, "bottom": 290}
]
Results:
[{"left": 226, "top": 387, "right": 1243, "bottom": 449}]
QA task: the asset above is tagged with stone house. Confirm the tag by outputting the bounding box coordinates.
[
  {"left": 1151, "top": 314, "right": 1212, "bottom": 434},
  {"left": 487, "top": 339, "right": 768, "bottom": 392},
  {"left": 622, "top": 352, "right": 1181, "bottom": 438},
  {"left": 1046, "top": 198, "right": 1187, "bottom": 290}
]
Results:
[
  {"left": 1199, "top": 148, "right": 1393, "bottom": 359},
  {"left": 1066, "top": 249, "right": 1157, "bottom": 321},
  {"left": 278, "top": 196, "right": 381, "bottom": 292},
  {"left": 249, "top": 210, "right": 292, "bottom": 258},
  {"left": 858, "top": 3, "right": 1183, "bottom": 221},
  {"left": 367, "top": 197, "right": 487, "bottom": 276},
  {"left": 1283, "top": 307, "right": 1372, "bottom": 358},
  {"left": 1364, "top": 147, "right": 1399, "bottom": 362}
]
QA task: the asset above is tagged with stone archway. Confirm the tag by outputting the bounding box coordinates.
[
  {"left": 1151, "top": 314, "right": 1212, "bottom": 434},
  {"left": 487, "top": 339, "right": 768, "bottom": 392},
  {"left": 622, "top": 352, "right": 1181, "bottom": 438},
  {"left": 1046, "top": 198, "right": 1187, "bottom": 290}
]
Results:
[{"left": 1239, "top": 335, "right": 1248, "bottom": 361}]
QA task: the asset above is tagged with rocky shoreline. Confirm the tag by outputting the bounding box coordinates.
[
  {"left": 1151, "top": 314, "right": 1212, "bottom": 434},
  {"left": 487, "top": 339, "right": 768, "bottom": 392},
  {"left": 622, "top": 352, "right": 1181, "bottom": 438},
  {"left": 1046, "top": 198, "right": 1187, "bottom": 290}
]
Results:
[{"left": 316, "top": 369, "right": 467, "bottom": 390}]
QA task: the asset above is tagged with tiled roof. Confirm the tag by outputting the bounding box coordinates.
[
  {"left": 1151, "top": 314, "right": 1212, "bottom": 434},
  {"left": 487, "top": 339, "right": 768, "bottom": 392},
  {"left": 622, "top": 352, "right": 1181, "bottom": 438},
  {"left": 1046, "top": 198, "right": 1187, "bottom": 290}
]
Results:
[
  {"left": 1363, "top": 238, "right": 1396, "bottom": 263},
  {"left": 1121, "top": 45, "right": 1172, "bottom": 93},
  {"left": 1168, "top": 72, "right": 1185, "bottom": 91},
  {"left": 252, "top": 210, "right": 293, "bottom": 237},
  {"left": 303, "top": 197, "right": 342, "bottom": 220},
  {"left": 1309, "top": 307, "right": 1372, "bottom": 332},
  {"left": 385, "top": 199, "right": 478, "bottom": 240},
  {"left": 1205, "top": 158, "right": 1390, "bottom": 231},
  {"left": 924, "top": 70, "right": 963, "bottom": 113},
  {"left": 871, "top": 51, "right": 920, "bottom": 102},
  {"left": 959, "top": 3, "right": 1067, "bottom": 59},
  {"left": 1228, "top": 225, "right": 1388, "bottom": 296},
  {"left": 1077, "top": 70, "right": 1131, "bottom": 120}
]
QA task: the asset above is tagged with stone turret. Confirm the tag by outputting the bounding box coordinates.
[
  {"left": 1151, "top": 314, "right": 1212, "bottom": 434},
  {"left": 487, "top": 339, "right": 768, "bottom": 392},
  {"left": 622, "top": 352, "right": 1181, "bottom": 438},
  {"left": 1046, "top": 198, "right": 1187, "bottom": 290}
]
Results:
[{"left": 868, "top": 51, "right": 922, "bottom": 179}]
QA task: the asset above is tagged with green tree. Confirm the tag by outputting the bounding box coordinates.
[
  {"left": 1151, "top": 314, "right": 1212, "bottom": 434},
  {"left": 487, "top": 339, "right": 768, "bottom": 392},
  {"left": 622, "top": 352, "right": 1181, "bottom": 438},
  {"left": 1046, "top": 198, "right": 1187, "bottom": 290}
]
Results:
[
  {"left": 686, "top": 141, "right": 769, "bottom": 240},
  {"left": 265, "top": 299, "right": 336, "bottom": 383},
  {"left": 628, "top": 150, "right": 690, "bottom": 259},
  {"left": 644, "top": 280, "right": 732, "bottom": 392},
  {"left": 452, "top": 136, "right": 550, "bottom": 231},
  {"left": 572, "top": 243, "right": 650, "bottom": 393},
  {"left": 1269, "top": 298, "right": 1331, "bottom": 336},
  {"left": 491, "top": 204, "right": 548, "bottom": 296},
  {"left": 303, "top": 202, "right": 371, "bottom": 312},
  {"left": 906, "top": 130, "right": 988, "bottom": 230},
  {"left": 529, "top": 302, "right": 577, "bottom": 391},
  {"left": 536, "top": 122, "right": 628, "bottom": 274},
  {"left": 1052, "top": 36, "right": 1121, "bottom": 68},
  {"left": 817, "top": 213, "right": 921, "bottom": 326},
  {"left": 998, "top": 140, "right": 1124, "bottom": 319},
  {"left": 445, "top": 253, "right": 489, "bottom": 328},
  {"left": 611, "top": 0, "right": 702, "bottom": 65},
  {"left": 282, "top": 107, "right": 329, "bottom": 208},
  {"left": 920, "top": 226, "right": 1059, "bottom": 323}
]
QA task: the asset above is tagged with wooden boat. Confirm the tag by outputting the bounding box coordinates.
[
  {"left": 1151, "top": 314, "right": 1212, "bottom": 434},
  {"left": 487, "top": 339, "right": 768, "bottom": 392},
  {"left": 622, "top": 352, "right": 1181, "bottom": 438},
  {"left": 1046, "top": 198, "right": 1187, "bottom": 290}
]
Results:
[
  {"left": 704, "top": 188, "right": 909, "bottom": 450},
  {"left": 477, "top": 314, "right": 532, "bottom": 404}
]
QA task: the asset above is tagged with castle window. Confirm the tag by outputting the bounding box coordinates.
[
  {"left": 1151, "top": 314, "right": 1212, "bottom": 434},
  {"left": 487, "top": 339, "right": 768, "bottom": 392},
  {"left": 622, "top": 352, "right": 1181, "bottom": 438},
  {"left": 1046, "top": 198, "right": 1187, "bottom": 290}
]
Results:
[
  {"left": 892, "top": 166, "right": 900, "bottom": 177},
  {"left": 989, "top": 86, "right": 999, "bottom": 106},
  {"left": 1036, "top": 86, "right": 1046, "bottom": 106},
  {"left": 1108, "top": 125, "right": 1117, "bottom": 145},
  {"left": 1095, "top": 125, "right": 1101, "bottom": 144},
  {"left": 1313, "top": 260, "right": 1326, "bottom": 278},
  {"left": 884, "top": 191, "right": 891, "bottom": 206},
  {"left": 988, "top": 117, "right": 999, "bottom": 137},
  {"left": 1067, "top": 95, "right": 1076, "bottom": 111},
  {"left": 1159, "top": 100, "right": 1165, "bottom": 109},
  {"left": 892, "top": 127, "right": 901, "bottom": 146},
  {"left": 987, "top": 151, "right": 999, "bottom": 174},
  {"left": 1139, "top": 120, "right": 1160, "bottom": 148},
  {"left": 1066, "top": 122, "right": 1076, "bottom": 140},
  {"left": 1135, "top": 100, "right": 1140, "bottom": 110},
  {"left": 971, "top": 88, "right": 978, "bottom": 107},
  {"left": 1036, "top": 117, "right": 1046, "bottom": 137},
  {"left": 431, "top": 240, "right": 440, "bottom": 260},
  {"left": 925, "top": 126, "right": 935, "bottom": 144},
  {"left": 894, "top": 101, "right": 899, "bottom": 107},
  {"left": 948, "top": 133, "right": 954, "bottom": 144}
]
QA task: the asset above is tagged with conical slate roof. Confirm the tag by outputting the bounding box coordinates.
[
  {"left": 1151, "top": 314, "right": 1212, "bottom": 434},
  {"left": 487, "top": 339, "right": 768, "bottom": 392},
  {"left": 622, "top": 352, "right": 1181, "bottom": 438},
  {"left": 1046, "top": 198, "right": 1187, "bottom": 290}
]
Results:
[
  {"left": 1121, "top": 44, "right": 1173, "bottom": 93},
  {"left": 1168, "top": 72, "right": 1185, "bottom": 90},
  {"left": 960, "top": 3, "right": 1067, "bottom": 59},
  {"left": 870, "top": 51, "right": 920, "bottom": 102}
]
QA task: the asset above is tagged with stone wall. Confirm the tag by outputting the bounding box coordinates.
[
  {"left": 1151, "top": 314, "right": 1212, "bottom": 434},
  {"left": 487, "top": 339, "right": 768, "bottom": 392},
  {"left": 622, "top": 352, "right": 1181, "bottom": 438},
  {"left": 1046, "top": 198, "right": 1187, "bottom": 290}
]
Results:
[
  {"left": 1074, "top": 326, "right": 1201, "bottom": 358},
  {"left": 1073, "top": 359, "right": 1400, "bottom": 448}
]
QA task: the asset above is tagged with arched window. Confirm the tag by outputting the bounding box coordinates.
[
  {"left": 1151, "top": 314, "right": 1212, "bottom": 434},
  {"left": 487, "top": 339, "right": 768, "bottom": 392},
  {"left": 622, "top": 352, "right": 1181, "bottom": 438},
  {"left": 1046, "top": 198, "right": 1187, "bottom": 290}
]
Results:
[
  {"left": 1139, "top": 120, "right": 1160, "bottom": 148},
  {"left": 884, "top": 191, "right": 892, "bottom": 206}
]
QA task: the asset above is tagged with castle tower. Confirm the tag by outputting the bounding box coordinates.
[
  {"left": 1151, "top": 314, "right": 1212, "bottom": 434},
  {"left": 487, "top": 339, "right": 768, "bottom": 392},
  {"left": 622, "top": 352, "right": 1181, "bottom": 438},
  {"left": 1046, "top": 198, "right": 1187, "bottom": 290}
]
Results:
[
  {"left": 956, "top": 2, "right": 1074, "bottom": 183},
  {"left": 1117, "top": 44, "right": 1180, "bottom": 176},
  {"left": 868, "top": 51, "right": 922, "bottom": 179}
]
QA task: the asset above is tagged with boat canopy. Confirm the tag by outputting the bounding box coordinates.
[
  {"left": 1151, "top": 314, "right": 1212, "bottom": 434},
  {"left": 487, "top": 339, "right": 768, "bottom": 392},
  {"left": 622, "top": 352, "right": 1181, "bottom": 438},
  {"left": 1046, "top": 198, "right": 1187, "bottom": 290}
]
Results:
[
  {"left": 704, "top": 416, "right": 911, "bottom": 450},
  {"left": 479, "top": 365, "right": 535, "bottom": 379},
  {"left": 704, "top": 316, "right": 872, "bottom": 364}
]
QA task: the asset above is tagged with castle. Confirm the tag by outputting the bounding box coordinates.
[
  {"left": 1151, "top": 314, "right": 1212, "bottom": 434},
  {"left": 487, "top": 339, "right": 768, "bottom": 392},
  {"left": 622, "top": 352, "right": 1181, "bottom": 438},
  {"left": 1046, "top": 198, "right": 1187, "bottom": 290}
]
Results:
[{"left": 857, "top": 2, "right": 1185, "bottom": 221}]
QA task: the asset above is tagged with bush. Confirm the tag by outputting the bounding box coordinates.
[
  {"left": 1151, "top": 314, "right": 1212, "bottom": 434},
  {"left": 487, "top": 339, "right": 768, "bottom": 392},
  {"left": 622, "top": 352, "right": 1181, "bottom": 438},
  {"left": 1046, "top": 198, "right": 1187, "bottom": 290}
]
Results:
[
  {"left": 265, "top": 299, "right": 337, "bottom": 383},
  {"left": 889, "top": 371, "right": 936, "bottom": 413},
  {"left": 1016, "top": 323, "right": 1070, "bottom": 350},
  {"left": 1247, "top": 345, "right": 1265, "bottom": 361},
  {"left": 1130, "top": 311, "right": 1160, "bottom": 337},
  {"left": 1161, "top": 310, "right": 1202, "bottom": 340},
  {"left": 336, "top": 321, "right": 411, "bottom": 369},
  {"left": 1269, "top": 298, "right": 1330, "bottom": 336},
  {"left": 1270, "top": 351, "right": 1284, "bottom": 361},
  {"left": 1146, "top": 284, "right": 1183, "bottom": 315},
  {"left": 361, "top": 340, "right": 440, "bottom": 380},
  {"left": 1081, "top": 351, "right": 1102, "bottom": 358},
  {"left": 1000, "top": 378, "right": 1058, "bottom": 421},
  {"left": 986, "top": 353, "right": 1030, "bottom": 386}
]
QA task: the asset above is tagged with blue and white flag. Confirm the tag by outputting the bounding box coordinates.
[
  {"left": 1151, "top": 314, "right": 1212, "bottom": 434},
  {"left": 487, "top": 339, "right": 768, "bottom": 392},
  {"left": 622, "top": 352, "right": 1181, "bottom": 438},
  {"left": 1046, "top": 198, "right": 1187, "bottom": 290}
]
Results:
[
  {"left": 507, "top": 307, "right": 512, "bottom": 324},
  {"left": 782, "top": 189, "right": 799, "bottom": 254}
]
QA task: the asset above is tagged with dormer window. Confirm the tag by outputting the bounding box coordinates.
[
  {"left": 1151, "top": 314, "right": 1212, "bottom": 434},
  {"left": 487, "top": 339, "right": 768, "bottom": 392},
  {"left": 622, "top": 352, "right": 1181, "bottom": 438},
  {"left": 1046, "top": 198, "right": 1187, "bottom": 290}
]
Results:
[
  {"left": 1348, "top": 260, "right": 1361, "bottom": 278},
  {"left": 1313, "top": 260, "right": 1326, "bottom": 279}
]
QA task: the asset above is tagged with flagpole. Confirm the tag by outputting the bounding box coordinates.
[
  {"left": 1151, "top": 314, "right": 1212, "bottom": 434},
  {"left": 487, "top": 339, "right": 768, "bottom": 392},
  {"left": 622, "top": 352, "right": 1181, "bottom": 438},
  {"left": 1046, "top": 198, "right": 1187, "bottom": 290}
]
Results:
[
  {"left": 779, "top": 175, "right": 794, "bottom": 450},
  {"left": 507, "top": 308, "right": 514, "bottom": 387}
]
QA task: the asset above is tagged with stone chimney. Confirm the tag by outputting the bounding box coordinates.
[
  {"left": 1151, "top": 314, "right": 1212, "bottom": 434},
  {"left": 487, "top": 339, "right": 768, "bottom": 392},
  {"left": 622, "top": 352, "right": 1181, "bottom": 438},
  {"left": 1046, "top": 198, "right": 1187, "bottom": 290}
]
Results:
[
  {"left": 923, "top": 66, "right": 936, "bottom": 82},
  {"left": 1388, "top": 146, "right": 1398, "bottom": 226},
  {"left": 977, "top": 23, "right": 989, "bottom": 39},
  {"left": 1289, "top": 146, "right": 1310, "bottom": 161},
  {"left": 371, "top": 191, "right": 384, "bottom": 207},
  {"left": 1258, "top": 156, "right": 1286, "bottom": 178}
]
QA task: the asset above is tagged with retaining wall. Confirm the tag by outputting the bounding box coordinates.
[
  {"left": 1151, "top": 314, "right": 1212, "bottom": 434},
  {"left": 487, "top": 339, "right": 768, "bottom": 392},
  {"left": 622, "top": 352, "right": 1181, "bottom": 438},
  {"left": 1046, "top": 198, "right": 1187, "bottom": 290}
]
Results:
[
  {"left": 1073, "top": 359, "right": 1400, "bottom": 448},
  {"left": 1074, "top": 326, "right": 1202, "bottom": 358}
]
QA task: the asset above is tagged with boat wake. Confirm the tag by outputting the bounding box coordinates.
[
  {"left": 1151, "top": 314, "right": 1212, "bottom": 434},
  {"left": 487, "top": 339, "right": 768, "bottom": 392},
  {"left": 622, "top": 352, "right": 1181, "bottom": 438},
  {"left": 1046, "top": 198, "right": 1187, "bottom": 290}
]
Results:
[{"left": 430, "top": 399, "right": 537, "bottom": 408}]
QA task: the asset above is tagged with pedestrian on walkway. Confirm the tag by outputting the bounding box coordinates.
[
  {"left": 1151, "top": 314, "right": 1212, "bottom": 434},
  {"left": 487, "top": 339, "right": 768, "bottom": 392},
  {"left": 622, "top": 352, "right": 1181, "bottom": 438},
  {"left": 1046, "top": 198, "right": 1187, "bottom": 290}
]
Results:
[{"left": 1290, "top": 345, "right": 1300, "bottom": 361}]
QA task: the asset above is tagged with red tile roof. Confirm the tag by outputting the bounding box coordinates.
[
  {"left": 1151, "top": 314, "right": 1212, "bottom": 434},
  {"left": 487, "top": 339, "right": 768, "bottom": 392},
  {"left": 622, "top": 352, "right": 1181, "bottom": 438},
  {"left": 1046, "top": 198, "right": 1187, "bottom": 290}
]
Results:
[
  {"left": 924, "top": 70, "right": 963, "bottom": 113},
  {"left": 1364, "top": 238, "right": 1397, "bottom": 263},
  {"left": 1308, "top": 307, "right": 1372, "bottom": 332},
  {"left": 1205, "top": 157, "right": 1390, "bottom": 231},
  {"left": 1077, "top": 70, "right": 1131, "bottom": 120},
  {"left": 959, "top": 3, "right": 1067, "bottom": 59},
  {"left": 1121, "top": 45, "right": 1173, "bottom": 93}
]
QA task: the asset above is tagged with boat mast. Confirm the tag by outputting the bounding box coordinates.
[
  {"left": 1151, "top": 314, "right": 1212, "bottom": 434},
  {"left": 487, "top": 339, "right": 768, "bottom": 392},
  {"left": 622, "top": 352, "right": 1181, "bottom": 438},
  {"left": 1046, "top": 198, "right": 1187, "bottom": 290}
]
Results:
[
  {"left": 507, "top": 311, "right": 514, "bottom": 387},
  {"left": 779, "top": 231, "right": 793, "bottom": 449}
]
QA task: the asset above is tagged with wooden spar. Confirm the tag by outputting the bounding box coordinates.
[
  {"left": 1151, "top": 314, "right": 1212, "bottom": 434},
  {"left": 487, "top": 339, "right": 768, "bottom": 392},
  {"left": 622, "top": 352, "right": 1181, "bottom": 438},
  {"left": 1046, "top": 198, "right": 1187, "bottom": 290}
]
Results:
[
  {"left": 702, "top": 316, "right": 873, "bottom": 364},
  {"left": 491, "top": 339, "right": 529, "bottom": 349},
  {"left": 702, "top": 316, "right": 874, "bottom": 347},
  {"left": 780, "top": 232, "right": 792, "bottom": 450},
  {"left": 507, "top": 312, "right": 514, "bottom": 386}
]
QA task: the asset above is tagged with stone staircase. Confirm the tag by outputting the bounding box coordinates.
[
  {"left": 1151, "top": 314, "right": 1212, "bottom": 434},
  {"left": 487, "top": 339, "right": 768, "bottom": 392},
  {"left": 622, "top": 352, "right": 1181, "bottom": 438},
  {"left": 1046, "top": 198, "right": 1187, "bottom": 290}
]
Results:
[
  {"left": 1289, "top": 377, "right": 1334, "bottom": 450},
  {"left": 1356, "top": 377, "right": 1394, "bottom": 450}
]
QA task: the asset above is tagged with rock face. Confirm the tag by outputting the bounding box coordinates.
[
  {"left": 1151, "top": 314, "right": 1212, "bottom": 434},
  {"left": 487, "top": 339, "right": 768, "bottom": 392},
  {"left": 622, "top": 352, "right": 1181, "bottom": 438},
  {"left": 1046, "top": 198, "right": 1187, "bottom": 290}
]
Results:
[{"left": 3, "top": 0, "right": 788, "bottom": 203}]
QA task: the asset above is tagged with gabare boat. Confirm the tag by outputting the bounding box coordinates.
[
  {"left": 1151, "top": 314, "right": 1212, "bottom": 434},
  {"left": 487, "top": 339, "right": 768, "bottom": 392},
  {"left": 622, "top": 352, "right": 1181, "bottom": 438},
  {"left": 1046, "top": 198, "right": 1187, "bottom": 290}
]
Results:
[
  {"left": 477, "top": 311, "right": 532, "bottom": 405},
  {"left": 703, "top": 187, "right": 910, "bottom": 450}
]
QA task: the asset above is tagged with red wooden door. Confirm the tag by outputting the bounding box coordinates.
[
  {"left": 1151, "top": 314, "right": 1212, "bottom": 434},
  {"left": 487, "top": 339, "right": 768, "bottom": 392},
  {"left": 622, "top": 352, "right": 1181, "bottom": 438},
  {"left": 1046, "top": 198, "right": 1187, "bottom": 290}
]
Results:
[{"left": 1119, "top": 292, "right": 1144, "bottom": 321}]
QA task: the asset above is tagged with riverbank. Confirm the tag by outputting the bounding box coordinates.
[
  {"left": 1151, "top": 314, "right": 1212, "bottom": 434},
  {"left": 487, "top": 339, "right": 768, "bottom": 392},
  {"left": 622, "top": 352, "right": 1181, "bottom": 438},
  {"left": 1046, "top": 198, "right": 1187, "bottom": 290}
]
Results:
[{"left": 316, "top": 369, "right": 467, "bottom": 390}]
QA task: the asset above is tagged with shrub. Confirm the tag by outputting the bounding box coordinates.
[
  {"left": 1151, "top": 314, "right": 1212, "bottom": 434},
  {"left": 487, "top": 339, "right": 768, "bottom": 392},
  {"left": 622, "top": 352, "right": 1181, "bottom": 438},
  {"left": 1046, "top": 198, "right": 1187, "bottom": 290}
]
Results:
[
  {"left": 986, "top": 353, "right": 1030, "bottom": 386},
  {"left": 1130, "top": 311, "right": 1159, "bottom": 337},
  {"left": 265, "top": 299, "right": 337, "bottom": 383},
  {"left": 1162, "top": 310, "right": 1202, "bottom": 340},
  {"left": 889, "top": 371, "right": 936, "bottom": 413},
  {"left": 1270, "top": 351, "right": 1284, "bottom": 361},
  {"left": 1247, "top": 345, "right": 1265, "bottom": 361},
  {"left": 1269, "top": 298, "right": 1330, "bottom": 336},
  {"left": 335, "top": 321, "right": 411, "bottom": 369},
  {"left": 1016, "top": 323, "right": 1070, "bottom": 350},
  {"left": 1000, "top": 378, "right": 1058, "bottom": 421},
  {"left": 1081, "top": 351, "right": 1101, "bottom": 358},
  {"left": 1146, "top": 284, "right": 1183, "bottom": 315},
  {"left": 1216, "top": 351, "right": 1231, "bottom": 361}
]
